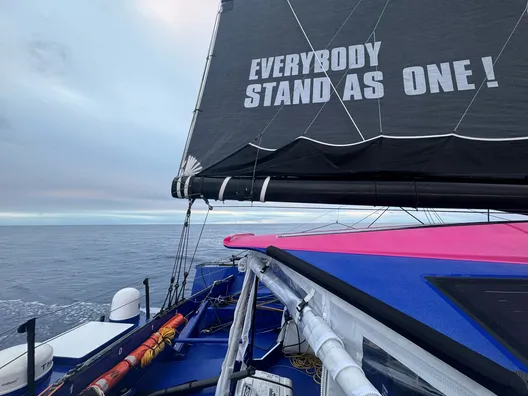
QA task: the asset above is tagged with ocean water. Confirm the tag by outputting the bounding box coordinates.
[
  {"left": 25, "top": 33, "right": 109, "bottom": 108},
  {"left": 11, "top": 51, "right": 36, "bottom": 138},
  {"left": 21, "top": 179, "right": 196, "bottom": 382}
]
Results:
[{"left": 0, "top": 224, "right": 294, "bottom": 349}]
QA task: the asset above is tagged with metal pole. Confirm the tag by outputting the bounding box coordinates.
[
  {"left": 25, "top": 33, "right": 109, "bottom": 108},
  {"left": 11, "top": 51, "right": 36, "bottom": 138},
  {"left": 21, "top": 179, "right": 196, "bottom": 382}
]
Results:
[
  {"left": 248, "top": 275, "right": 259, "bottom": 362},
  {"left": 17, "top": 318, "right": 36, "bottom": 396},
  {"left": 143, "top": 278, "right": 151, "bottom": 319}
]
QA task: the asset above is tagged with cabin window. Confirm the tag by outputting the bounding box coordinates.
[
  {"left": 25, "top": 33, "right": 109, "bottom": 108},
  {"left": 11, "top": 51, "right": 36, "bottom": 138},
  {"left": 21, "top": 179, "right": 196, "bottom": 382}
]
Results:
[{"left": 427, "top": 276, "right": 528, "bottom": 364}]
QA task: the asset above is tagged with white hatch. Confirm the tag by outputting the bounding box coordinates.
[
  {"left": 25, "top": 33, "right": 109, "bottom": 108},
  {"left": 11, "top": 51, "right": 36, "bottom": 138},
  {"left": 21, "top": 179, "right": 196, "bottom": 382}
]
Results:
[{"left": 45, "top": 322, "right": 133, "bottom": 364}]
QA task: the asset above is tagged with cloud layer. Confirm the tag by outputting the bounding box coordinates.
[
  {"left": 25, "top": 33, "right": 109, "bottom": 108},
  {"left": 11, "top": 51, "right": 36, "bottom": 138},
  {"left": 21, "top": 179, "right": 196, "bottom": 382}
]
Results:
[{"left": 0, "top": 0, "right": 218, "bottom": 219}]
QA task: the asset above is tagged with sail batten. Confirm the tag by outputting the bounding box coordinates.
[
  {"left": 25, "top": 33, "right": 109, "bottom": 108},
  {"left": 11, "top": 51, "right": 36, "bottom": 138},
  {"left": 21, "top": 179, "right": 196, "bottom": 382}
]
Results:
[{"left": 175, "top": 0, "right": 528, "bottom": 208}]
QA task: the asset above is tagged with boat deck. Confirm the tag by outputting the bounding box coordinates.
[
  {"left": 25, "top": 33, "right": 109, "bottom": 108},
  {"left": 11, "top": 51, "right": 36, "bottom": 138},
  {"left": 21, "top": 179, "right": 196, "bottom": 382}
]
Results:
[
  {"left": 27, "top": 265, "right": 320, "bottom": 396},
  {"left": 128, "top": 266, "right": 320, "bottom": 395}
]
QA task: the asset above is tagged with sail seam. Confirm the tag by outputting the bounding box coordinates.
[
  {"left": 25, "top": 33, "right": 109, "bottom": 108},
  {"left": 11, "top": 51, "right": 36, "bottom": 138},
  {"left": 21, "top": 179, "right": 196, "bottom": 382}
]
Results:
[
  {"left": 454, "top": 2, "right": 528, "bottom": 131},
  {"left": 285, "top": 0, "right": 365, "bottom": 141}
]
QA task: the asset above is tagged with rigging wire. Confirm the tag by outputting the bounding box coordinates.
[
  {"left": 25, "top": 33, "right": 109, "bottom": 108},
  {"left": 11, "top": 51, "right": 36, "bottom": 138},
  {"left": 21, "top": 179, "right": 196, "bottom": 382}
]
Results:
[
  {"left": 163, "top": 199, "right": 195, "bottom": 310},
  {"left": 246, "top": 0, "right": 367, "bottom": 197},
  {"left": 16, "top": 276, "right": 158, "bottom": 324},
  {"left": 366, "top": 207, "right": 389, "bottom": 228},
  {"left": 454, "top": 2, "right": 528, "bottom": 131},
  {"left": 0, "top": 324, "right": 22, "bottom": 341},
  {"left": 424, "top": 208, "right": 435, "bottom": 225},
  {"left": 285, "top": 0, "right": 364, "bottom": 140},
  {"left": 250, "top": 0, "right": 365, "bottom": 144},
  {"left": 424, "top": 208, "right": 433, "bottom": 224},
  {"left": 209, "top": 204, "right": 527, "bottom": 217},
  {"left": 347, "top": 207, "right": 385, "bottom": 228},
  {"left": 0, "top": 287, "right": 168, "bottom": 371},
  {"left": 0, "top": 328, "right": 18, "bottom": 349},
  {"left": 431, "top": 208, "right": 444, "bottom": 224},
  {"left": 176, "top": 205, "right": 211, "bottom": 302},
  {"left": 300, "top": 0, "right": 391, "bottom": 138},
  {"left": 467, "top": 209, "right": 512, "bottom": 222},
  {"left": 399, "top": 207, "right": 425, "bottom": 225}
]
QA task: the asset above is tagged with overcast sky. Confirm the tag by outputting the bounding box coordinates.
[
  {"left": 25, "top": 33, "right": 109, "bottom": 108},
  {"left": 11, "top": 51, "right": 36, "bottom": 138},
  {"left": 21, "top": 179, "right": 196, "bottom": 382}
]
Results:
[
  {"left": 0, "top": 0, "right": 224, "bottom": 224},
  {"left": 0, "top": 1, "right": 522, "bottom": 227}
]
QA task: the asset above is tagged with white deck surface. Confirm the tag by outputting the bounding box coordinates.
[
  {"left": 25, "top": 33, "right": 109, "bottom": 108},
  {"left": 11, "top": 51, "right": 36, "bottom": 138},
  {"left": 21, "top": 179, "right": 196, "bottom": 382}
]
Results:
[{"left": 45, "top": 321, "right": 133, "bottom": 358}]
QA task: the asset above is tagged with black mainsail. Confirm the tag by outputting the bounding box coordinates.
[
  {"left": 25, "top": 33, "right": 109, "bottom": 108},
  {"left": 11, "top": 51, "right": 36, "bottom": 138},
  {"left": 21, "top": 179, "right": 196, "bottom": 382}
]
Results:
[{"left": 173, "top": 0, "right": 528, "bottom": 210}]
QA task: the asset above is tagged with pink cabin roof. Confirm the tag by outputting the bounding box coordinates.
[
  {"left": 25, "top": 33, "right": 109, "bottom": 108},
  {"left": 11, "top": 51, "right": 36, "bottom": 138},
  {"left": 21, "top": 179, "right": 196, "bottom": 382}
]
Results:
[{"left": 224, "top": 221, "right": 528, "bottom": 264}]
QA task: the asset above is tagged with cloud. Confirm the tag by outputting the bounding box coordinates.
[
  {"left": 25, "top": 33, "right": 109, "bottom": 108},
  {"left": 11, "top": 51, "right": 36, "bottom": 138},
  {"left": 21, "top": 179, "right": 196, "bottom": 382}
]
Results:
[
  {"left": 0, "top": 0, "right": 218, "bottom": 218},
  {"left": 1, "top": 201, "right": 522, "bottom": 226}
]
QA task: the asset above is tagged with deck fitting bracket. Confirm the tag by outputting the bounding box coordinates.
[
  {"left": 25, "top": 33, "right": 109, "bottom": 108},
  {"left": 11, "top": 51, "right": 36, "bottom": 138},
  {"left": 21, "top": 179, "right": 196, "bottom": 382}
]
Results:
[
  {"left": 296, "top": 288, "right": 315, "bottom": 321},
  {"left": 260, "top": 258, "right": 272, "bottom": 274}
]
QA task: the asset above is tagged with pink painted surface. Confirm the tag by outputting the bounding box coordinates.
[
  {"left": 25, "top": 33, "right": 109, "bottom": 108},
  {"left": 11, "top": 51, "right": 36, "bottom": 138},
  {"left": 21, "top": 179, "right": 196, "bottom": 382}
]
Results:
[{"left": 224, "top": 222, "right": 528, "bottom": 264}]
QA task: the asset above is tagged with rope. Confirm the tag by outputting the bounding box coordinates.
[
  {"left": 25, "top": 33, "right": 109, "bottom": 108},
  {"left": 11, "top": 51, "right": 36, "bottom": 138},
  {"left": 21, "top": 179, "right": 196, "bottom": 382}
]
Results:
[
  {"left": 140, "top": 327, "right": 178, "bottom": 368},
  {"left": 0, "top": 327, "right": 19, "bottom": 349},
  {"left": 163, "top": 199, "right": 194, "bottom": 310},
  {"left": 286, "top": 353, "right": 323, "bottom": 384},
  {"left": 176, "top": 205, "right": 211, "bottom": 302}
]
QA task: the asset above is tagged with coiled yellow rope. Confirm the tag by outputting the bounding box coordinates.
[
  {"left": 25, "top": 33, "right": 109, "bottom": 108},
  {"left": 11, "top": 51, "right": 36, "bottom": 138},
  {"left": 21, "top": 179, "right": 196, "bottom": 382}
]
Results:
[
  {"left": 286, "top": 353, "right": 323, "bottom": 384},
  {"left": 140, "top": 327, "right": 177, "bottom": 368}
]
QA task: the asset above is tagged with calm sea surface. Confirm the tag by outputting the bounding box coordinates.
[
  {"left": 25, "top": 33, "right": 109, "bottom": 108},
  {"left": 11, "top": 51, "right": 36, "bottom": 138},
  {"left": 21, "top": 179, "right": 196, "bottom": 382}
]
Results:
[{"left": 0, "top": 224, "right": 294, "bottom": 348}]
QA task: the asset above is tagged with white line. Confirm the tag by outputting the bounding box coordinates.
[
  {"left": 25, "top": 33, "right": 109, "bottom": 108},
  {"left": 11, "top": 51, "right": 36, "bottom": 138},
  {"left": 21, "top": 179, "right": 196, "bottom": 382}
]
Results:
[
  {"left": 247, "top": 133, "right": 528, "bottom": 151},
  {"left": 365, "top": 0, "right": 391, "bottom": 43},
  {"left": 184, "top": 176, "right": 191, "bottom": 198},
  {"left": 218, "top": 177, "right": 232, "bottom": 201},
  {"left": 249, "top": 143, "right": 275, "bottom": 151},
  {"left": 286, "top": 0, "right": 365, "bottom": 141},
  {"left": 260, "top": 177, "right": 271, "bottom": 202},
  {"left": 454, "top": 2, "right": 528, "bottom": 131}
]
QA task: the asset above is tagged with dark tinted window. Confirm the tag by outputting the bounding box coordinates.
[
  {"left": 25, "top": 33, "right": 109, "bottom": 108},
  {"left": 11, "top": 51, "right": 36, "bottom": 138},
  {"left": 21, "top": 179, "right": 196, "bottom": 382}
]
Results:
[{"left": 427, "top": 276, "right": 528, "bottom": 365}]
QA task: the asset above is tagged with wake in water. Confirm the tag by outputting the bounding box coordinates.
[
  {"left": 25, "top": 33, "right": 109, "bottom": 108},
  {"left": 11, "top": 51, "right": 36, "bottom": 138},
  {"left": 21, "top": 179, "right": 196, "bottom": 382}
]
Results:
[{"left": 0, "top": 299, "right": 109, "bottom": 349}]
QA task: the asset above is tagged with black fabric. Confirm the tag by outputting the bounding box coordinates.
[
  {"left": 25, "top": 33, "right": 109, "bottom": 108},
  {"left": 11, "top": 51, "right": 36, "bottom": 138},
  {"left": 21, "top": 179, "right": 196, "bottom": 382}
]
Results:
[
  {"left": 265, "top": 246, "right": 528, "bottom": 396},
  {"left": 182, "top": 0, "right": 528, "bottom": 186},
  {"left": 427, "top": 277, "right": 528, "bottom": 368},
  {"left": 200, "top": 137, "right": 528, "bottom": 180}
]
